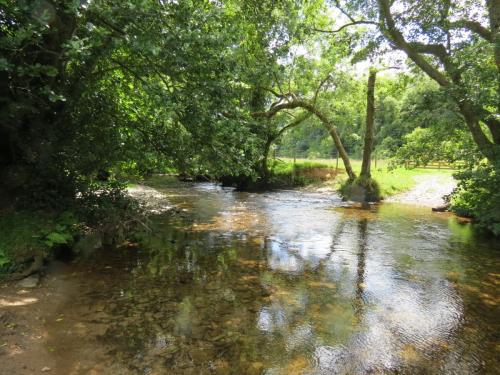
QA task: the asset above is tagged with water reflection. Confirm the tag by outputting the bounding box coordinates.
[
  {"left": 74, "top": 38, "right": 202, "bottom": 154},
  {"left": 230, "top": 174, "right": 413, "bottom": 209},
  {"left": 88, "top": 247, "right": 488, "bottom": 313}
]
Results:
[{"left": 46, "top": 180, "right": 499, "bottom": 374}]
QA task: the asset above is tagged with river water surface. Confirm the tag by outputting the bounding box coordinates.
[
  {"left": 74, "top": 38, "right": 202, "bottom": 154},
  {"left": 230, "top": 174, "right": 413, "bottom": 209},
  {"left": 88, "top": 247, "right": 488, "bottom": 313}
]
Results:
[{"left": 46, "top": 178, "right": 499, "bottom": 374}]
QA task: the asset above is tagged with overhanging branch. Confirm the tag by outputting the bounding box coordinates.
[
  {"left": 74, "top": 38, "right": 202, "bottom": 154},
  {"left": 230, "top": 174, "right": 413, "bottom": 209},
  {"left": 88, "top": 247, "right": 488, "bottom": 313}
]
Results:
[
  {"left": 312, "top": 20, "right": 380, "bottom": 34},
  {"left": 449, "top": 20, "right": 492, "bottom": 42}
]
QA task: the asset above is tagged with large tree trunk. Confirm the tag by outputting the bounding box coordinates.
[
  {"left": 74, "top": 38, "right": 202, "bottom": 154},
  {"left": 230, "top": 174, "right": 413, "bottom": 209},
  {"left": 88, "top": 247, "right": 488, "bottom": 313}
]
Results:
[
  {"left": 458, "top": 102, "right": 498, "bottom": 156},
  {"left": 360, "top": 69, "right": 376, "bottom": 179},
  {"left": 487, "top": 0, "right": 500, "bottom": 71},
  {"left": 261, "top": 137, "right": 274, "bottom": 183}
]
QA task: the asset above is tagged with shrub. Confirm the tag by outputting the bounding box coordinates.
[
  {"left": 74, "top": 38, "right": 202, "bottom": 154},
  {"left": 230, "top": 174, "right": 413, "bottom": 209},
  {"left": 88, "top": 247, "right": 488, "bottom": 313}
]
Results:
[
  {"left": 0, "top": 210, "right": 78, "bottom": 277},
  {"left": 450, "top": 161, "right": 500, "bottom": 235}
]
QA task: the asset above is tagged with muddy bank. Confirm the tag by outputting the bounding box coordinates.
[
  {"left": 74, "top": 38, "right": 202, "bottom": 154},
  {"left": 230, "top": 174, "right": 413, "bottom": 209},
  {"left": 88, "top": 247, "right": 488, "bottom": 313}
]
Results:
[{"left": 0, "top": 262, "right": 77, "bottom": 374}]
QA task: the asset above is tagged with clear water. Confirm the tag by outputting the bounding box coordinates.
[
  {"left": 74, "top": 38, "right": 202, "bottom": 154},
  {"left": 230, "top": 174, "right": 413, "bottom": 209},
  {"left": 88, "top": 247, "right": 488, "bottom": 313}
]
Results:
[{"left": 46, "top": 179, "right": 500, "bottom": 374}]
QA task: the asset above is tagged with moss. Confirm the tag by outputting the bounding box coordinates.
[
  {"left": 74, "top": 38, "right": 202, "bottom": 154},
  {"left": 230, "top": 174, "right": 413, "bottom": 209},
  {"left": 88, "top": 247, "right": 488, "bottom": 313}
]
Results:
[{"left": 339, "top": 176, "right": 381, "bottom": 202}]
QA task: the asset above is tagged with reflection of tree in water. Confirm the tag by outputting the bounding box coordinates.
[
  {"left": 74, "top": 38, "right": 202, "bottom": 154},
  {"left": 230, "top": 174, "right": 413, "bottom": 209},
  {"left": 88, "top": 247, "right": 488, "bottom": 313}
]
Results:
[
  {"left": 90, "top": 225, "right": 273, "bottom": 373},
  {"left": 354, "top": 218, "right": 368, "bottom": 323},
  {"left": 78, "top": 201, "right": 492, "bottom": 374},
  {"left": 51, "top": 183, "right": 500, "bottom": 374},
  {"left": 251, "top": 219, "right": 366, "bottom": 372}
]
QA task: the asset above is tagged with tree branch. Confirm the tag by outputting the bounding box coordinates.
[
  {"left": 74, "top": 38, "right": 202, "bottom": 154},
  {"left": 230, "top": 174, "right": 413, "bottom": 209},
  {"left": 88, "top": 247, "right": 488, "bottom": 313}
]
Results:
[
  {"left": 332, "top": 0, "right": 356, "bottom": 23},
  {"left": 377, "top": 0, "right": 451, "bottom": 87},
  {"left": 252, "top": 97, "right": 357, "bottom": 180},
  {"left": 407, "top": 42, "right": 448, "bottom": 60},
  {"left": 449, "top": 20, "right": 492, "bottom": 42},
  {"left": 313, "top": 21, "right": 379, "bottom": 34},
  {"left": 110, "top": 58, "right": 149, "bottom": 85},
  {"left": 262, "top": 87, "right": 283, "bottom": 98},
  {"left": 276, "top": 112, "right": 312, "bottom": 138},
  {"left": 313, "top": 73, "right": 332, "bottom": 104}
]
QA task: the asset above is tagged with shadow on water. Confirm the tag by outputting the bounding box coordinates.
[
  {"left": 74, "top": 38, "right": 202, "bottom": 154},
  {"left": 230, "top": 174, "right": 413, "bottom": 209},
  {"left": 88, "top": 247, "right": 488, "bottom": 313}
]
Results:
[{"left": 45, "top": 179, "right": 500, "bottom": 374}]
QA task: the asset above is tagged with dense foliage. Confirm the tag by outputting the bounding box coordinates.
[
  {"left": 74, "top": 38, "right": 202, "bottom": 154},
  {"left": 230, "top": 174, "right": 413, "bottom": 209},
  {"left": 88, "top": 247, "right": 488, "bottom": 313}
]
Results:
[
  {"left": 0, "top": 0, "right": 498, "bottom": 239},
  {"left": 0, "top": 0, "right": 298, "bottom": 204},
  {"left": 451, "top": 161, "right": 500, "bottom": 235}
]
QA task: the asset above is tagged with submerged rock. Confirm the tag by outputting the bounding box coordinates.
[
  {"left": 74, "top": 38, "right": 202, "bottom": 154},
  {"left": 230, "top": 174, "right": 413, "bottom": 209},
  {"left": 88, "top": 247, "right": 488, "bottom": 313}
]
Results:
[
  {"left": 73, "top": 232, "right": 102, "bottom": 255},
  {"left": 17, "top": 274, "right": 39, "bottom": 288}
]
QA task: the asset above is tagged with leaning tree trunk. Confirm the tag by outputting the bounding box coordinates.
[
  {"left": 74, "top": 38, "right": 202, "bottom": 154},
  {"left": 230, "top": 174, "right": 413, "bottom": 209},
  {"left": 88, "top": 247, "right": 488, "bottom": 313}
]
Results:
[
  {"left": 261, "top": 137, "right": 274, "bottom": 183},
  {"left": 253, "top": 99, "right": 357, "bottom": 181},
  {"left": 298, "top": 103, "right": 357, "bottom": 181},
  {"left": 323, "top": 122, "right": 356, "bottom": 181},
  {"left": 360, "top": 69, "right": 376, "bottom": 179}
]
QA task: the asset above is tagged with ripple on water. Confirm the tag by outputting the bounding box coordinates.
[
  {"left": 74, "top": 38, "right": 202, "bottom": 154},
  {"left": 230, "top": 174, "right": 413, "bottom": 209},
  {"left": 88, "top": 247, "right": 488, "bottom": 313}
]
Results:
[{"left": 42, "top": 180, "right": 500, "bottom": 374}]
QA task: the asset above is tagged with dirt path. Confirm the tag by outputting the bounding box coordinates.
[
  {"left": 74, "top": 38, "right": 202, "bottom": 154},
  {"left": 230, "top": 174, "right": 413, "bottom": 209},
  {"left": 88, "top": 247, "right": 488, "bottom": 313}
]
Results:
[
  {"left": 0, "top": 262, "right": 77, "bottom": 374},
  {"left": 386, "top": 173, "right": 456, "bottom": 207},
  {"left": 0, "top": 185, "right": 172, "bottom": 375}
]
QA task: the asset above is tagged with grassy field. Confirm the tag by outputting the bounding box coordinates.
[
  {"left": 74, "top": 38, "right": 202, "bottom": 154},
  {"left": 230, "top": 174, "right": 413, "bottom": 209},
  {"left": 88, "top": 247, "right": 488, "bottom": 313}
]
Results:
[{"left": 275, "top": 157, "right": 454, "bottom": 198}]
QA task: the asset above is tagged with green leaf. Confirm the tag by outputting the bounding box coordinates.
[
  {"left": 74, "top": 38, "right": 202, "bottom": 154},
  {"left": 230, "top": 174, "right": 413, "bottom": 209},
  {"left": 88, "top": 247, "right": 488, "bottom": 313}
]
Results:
[{"left": 45, "top": 232, "right": 72, "bottom": 245}]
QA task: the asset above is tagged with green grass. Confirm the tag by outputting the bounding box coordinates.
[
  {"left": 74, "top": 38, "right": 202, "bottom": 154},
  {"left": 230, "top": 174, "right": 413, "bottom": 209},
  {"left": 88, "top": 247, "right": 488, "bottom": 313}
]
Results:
[
  {"left": 0, "top": 210, "right": 55, "bottom": 274},
  {"left": 275, "top": 157, "right": 454, "bottom": 198},
  {"left": 0, "top": 209, "right": 81, "bottom": 277},
  {"left": 267, "top": 159, "right": 336, "bottom": 188},
  {"left": 271, "top": 159, "right": 331, "bottom": 175}
]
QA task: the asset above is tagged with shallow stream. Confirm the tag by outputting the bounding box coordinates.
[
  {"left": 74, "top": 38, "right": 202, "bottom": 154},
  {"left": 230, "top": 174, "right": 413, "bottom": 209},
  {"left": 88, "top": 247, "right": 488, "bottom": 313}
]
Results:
[{"left": 46, "top": 178, "right": 499, "bottom": 374}]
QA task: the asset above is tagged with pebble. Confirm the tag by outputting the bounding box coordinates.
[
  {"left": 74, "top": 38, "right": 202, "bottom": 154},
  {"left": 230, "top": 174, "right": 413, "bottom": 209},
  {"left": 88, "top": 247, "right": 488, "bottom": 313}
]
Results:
[{"left": 17, "top": 274, "right": 39, "bottom": 289}]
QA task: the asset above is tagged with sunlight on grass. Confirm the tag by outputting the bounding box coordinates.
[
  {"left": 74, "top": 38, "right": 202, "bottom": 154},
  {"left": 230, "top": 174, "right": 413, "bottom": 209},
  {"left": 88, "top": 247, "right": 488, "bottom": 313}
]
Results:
[{"left": 276, "top": 157, "right": 454, "bottom": 198}]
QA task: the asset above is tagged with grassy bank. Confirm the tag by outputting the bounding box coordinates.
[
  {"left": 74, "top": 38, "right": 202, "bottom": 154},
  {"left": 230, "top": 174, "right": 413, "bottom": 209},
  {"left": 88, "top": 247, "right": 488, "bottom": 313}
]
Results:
[
  {"left": 0, "top": 210, "right": 77, "bottom": 277},
  {"left": 269, "top": 159, "right": 338, "bottom": 188},
  {"left": 0, "top": 184, "right": 147, "bottom": 279},
  {"left": 274, "top": 158, "right": 454, "bottom": 198}
]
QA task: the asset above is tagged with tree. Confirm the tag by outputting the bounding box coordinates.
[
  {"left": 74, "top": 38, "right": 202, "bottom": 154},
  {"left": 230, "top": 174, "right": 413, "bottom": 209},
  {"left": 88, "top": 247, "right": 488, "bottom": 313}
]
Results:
[
  {"left": 360, "top": 69, "right": 377, "bottom": 179},
  {"left": 0, "top": 0, "right": 300, "bottom": 203},
  {"left": 254, "top": 93, "right": 357, "bottom": 181},
  {"left": 374, "top": 0, "right": 499, "bottom": 159},
  {"left": 261, "top": 112, "right": 312, "bottom": 182}
]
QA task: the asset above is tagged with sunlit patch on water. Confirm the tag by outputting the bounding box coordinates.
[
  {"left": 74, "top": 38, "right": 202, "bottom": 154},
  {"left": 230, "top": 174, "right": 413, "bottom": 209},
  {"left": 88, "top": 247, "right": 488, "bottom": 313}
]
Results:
[{"left": 44, "top": 179, "right": 500, "bottom": 374}]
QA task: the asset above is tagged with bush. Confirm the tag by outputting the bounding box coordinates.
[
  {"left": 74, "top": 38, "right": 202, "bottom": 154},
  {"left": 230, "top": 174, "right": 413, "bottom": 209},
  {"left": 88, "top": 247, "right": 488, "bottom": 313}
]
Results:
[
  {"left": 0, "top": 210, "right": 78, "bottom": 277},
  {"left": 75, "top": 180, "right": 148, "bottom": 245},
  {"left": 0, "top": 180, "right": 147, "bottom": 278},
  {"left": 450, "top": 161, "right": 500, "bottom": 235}
]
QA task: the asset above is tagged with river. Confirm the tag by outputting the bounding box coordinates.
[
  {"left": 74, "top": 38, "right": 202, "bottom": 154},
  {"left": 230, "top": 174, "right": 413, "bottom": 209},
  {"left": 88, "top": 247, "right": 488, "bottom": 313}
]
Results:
[{"left": 13, "top": 178, "right": 500, "bottom": 374}]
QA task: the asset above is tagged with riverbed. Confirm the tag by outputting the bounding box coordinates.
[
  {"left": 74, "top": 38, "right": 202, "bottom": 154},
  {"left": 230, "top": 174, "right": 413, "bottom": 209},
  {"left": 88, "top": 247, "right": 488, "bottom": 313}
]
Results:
[{"left": 1, "top": 177, "right": 499, "bottom": 374}]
